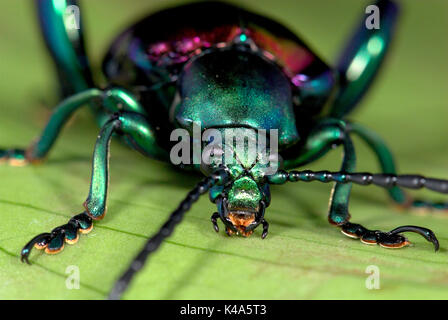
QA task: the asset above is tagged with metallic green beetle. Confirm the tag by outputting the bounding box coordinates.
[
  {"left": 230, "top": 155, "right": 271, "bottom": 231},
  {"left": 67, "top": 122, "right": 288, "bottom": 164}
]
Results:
[{"left": 1, "top": 0, "right": 447, "bottom": 299}]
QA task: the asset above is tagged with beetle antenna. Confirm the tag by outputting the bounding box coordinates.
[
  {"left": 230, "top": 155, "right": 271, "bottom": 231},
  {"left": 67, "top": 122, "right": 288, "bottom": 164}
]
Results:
[
  {"left": 108, "top": 168, "right": 229, "bottom": 300},
  {"left": 268, "top": 170, "right": 448, "bottom": 194}
]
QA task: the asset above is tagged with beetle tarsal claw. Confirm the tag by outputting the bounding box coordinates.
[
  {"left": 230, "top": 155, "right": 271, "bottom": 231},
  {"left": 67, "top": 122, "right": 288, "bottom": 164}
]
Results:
[
  {"left": 340, "top": 222, "right": 438, "bottom": 250},
  {"left": 20, "top": 212, "right": 93, "bottom": 263}
]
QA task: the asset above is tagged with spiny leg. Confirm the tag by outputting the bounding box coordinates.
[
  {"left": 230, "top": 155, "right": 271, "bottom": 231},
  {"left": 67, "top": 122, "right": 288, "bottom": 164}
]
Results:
[
  {"left": 21, "top": 111, "right": 168, "bottom": 263},
  {"left": 348, "top": 122, "right": 448, "bottom": 212},
  {"left": 268, "top": 170, "right": 444, "bottom": 250}
]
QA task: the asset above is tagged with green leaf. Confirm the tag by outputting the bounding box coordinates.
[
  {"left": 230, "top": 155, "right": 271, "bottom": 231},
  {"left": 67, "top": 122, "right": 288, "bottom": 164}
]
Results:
[{"left": 1, "top": 0, "right": 448, "bottom": 299}]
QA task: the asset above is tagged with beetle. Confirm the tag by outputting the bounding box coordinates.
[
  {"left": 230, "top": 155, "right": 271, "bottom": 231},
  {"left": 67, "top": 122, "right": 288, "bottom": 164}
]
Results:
[{"left": 1, "top": 0, "right": 447, "bottom": 299}]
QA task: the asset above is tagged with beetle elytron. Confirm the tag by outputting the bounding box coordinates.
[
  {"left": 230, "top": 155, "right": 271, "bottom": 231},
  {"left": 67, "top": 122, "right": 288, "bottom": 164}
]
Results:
[{"left": 1, "top": 0, "right": 447, "bottom": 299}]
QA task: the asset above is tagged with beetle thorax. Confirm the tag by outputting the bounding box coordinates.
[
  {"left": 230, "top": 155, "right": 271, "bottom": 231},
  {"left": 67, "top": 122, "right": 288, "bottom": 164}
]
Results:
[{"left": 174, "top": 47, "right": 300, "bottom": 148}]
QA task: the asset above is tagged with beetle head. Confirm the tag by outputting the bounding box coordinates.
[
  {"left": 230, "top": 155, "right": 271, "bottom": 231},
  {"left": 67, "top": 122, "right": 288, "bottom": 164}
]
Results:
[
  {"left": 202, "top": 133, "right": 275, "bottom": 237},
  {"left": 215, "top": 175, "right": 269, "bottom": 237}
]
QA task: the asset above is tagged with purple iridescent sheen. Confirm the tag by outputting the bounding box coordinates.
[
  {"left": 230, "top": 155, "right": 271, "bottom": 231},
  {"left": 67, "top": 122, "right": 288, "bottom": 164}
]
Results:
[{"left": 103, "top": 2, "right": 335, "bottom": 117}]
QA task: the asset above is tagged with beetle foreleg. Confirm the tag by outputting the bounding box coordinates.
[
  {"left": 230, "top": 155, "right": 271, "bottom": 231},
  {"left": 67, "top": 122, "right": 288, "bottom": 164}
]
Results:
[
  {"left": 19, "top": 115, "right": 121, "bottom": 263},
  {"left": 20, "top": 111, "right": 167, "bottom": 263}
]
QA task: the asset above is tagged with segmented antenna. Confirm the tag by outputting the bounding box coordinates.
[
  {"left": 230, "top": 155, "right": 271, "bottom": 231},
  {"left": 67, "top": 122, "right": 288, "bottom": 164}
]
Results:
[
  {"left": 268, "top": 170, "right": 448, "bottom": 194},
  {"left": 108, "top": 168, "right": 229, "bottom": 300}
]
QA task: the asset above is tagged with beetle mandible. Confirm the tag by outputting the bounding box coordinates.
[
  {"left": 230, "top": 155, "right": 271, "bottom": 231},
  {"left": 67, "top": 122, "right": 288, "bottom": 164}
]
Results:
[{"left": 1, "top": 0, "right": 447, "bottom": 299}]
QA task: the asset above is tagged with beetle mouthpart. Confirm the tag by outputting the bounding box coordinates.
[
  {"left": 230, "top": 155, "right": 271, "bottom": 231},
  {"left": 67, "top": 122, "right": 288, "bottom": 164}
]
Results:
[{"left": 227, "top": 212, "right": 256, "bottom": 237}]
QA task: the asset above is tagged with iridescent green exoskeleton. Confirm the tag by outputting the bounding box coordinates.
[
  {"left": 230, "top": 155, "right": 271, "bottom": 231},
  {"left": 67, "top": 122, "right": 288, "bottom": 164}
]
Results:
[{"left": 1, "top": 0, "right": 447, "bottom": 299}]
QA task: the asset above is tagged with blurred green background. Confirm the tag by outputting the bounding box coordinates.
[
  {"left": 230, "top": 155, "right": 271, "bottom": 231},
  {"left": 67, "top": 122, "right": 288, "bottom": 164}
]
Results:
[{"left": 0, "top": 0, "right": 447, "bottom": 299}]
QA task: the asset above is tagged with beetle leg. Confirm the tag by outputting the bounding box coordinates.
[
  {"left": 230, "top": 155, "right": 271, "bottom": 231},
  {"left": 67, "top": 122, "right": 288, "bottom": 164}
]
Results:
[
  {"left": 21, "top": 212, "right": 93, "bottom": 264},
  {"left": 0, "top": 87, "right": 153, "bottom": 167},
  {"left": 327, "top": 129, "right": 356, "bottom": 225},
  {"left": 282, "top": 119, "right": 356, "bottom": 225},
  {"left": 282, "top": 120, "right": 356, "bottom": 224},
  {"left": 36, "top": 0, "right": 93, "bottom": 97},
  {"left": 0, "top": 89, "right": 105, "bottom": 166},
  {"left": 340, "top": 222, "right": 439, "bottom": 250},
  {"left": 19, "top": 114, "right": 120, "bottom": 263},
  {"left": 269, "top": 169, "right": 446, "bottom": 251},
  {"left": 348, "top": 122, "right": 448, "bottom": 213},
  {"left": 279, "top": 120, "right": 440, "bottom": 250},
  {"left": 20, "top": 111, "right": 168, "bottom": 263},
  {"left": 330, "top": 0, "right": 399, "bottom": 118},
  {"left": 283, "top": 119, "right": 348, "bottom": 170}
]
